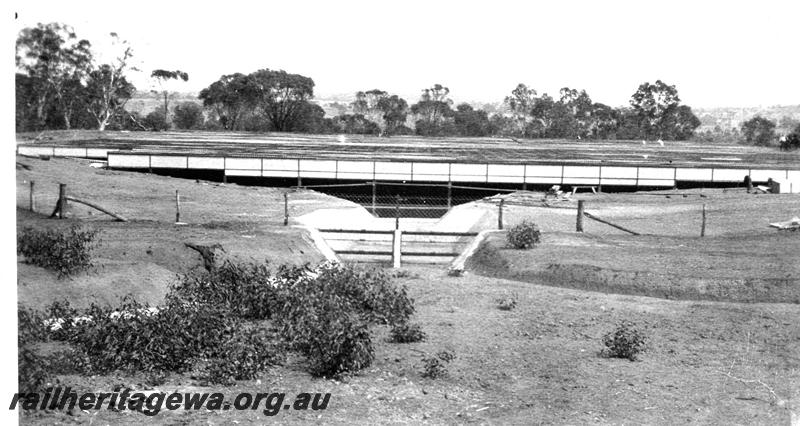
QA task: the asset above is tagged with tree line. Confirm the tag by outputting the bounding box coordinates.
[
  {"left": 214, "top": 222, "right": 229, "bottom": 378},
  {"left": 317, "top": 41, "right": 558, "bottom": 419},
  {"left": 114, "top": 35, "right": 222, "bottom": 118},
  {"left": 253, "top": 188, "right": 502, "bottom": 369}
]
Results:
[{"left": 15, "top": 23, "right": 800, "bottom": 149}]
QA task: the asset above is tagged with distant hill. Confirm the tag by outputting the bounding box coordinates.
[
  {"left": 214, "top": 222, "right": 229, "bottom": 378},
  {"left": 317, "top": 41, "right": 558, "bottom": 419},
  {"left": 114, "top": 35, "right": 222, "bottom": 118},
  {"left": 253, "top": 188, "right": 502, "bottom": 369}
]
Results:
[
  {"left": 693, "top": 105, "right": 800, "bottom": 133},
  {"left": 126, "top": 92, "right": 201, "bottom": 116}
]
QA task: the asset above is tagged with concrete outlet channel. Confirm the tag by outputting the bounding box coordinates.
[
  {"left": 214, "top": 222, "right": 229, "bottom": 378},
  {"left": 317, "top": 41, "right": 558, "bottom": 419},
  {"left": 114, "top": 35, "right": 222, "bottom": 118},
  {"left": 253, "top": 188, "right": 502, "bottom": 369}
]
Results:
[{"left": 295, "top": 202, "right": 497, "bottom": 267}]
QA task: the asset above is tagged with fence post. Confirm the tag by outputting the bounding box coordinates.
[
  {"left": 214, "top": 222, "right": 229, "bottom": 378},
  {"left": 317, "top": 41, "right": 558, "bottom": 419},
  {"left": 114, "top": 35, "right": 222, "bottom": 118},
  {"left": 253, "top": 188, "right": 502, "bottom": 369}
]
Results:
[
  {"left": 498, "top": 199, "right": 504, "bottom": 229},
  {"left": 284, "top": 192, "right": 289, "bottom": 226},
  {"left": 29, "top": 181, "right": 35, "bottom": 212},
  {"left": 576, "top": 200, "right": 585, "bottom": 232},
  {"left": 297, "top": 175, "right": 302, "bottom": 188},
  {"left": 175, "top": 190, "right": 181, "bottom": 223},
  {"left": 57, "top": 183, "right": 66, "bottom": 219},
  {"left": 701, "top": 204, "right": 706, "bottom": 237},
  {"left": 395, "top": 194, "right": 400, "bottom": 230},
  {"left": 392, "top": 229, "right": 402, "bottom": 268},
  {"left": 371, "top": 180, "right": 377, "bottom": 215},
  {"left": 447, "top": 181, "right": 452, "bottom": 210}
]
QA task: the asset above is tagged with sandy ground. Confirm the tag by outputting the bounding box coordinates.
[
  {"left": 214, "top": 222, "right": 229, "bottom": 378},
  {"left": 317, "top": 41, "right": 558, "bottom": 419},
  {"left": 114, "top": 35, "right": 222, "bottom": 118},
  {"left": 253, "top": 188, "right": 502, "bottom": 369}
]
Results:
[{"left": 20, "top": 268, "right": 800, "bottom": 425}]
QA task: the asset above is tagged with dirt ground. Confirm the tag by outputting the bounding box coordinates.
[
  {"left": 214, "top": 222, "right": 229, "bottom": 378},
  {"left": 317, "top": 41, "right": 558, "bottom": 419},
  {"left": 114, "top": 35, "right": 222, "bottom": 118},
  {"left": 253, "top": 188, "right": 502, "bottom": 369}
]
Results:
[
  {"left": 19, "top": 269, "right": 800, "bottom": 425},
  {"left": 15, "top": 155, "right": 800, "bottom": 424}
]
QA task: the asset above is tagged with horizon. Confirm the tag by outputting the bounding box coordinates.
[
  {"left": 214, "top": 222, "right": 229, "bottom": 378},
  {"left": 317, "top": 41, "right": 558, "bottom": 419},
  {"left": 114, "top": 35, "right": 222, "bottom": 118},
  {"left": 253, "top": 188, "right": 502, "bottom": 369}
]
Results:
[{"left": 11, "top": 0, "right": 800, "bottom": 110}]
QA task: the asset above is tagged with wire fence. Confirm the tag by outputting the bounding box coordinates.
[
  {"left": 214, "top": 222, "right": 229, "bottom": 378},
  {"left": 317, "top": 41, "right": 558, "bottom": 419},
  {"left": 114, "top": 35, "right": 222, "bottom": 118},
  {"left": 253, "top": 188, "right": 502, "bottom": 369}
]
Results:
[
  {"left": 293, "top": 181, "right": 519, "bottom": 219},
  {"left": 326, "top": 194, "right": 481, "bottom": 219}
]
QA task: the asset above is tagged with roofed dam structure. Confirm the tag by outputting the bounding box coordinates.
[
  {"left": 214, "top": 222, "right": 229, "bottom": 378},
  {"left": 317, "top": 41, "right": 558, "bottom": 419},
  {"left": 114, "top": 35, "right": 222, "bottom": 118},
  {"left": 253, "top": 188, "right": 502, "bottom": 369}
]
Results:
[{"left": 16, "top": 132, "right": 800, "bottom": 190}]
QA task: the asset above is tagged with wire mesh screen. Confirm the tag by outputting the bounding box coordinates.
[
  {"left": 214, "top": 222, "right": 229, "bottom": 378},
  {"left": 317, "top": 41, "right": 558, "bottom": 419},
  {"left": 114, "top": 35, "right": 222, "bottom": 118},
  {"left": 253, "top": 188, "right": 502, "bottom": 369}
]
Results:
[{"left": 327, "top": 194, "right": 479, "bottom": 219}]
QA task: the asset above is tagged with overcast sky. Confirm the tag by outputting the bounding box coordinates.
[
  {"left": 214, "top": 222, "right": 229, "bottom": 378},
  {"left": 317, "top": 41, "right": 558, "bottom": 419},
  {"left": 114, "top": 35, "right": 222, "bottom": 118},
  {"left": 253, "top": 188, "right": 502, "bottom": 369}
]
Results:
[{"left": 12, "top": 0, "right": 800, "bottom": 108}]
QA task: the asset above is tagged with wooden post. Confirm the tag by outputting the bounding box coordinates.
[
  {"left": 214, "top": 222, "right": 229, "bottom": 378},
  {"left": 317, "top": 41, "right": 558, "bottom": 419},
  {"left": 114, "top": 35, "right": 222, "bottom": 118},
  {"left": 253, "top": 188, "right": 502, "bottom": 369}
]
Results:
[
  {"left": 498, "top": 199, "right": 504, "bottom": 230},
  {"left": 284, "top": 192, "right": 289, "bottom": 226},
  {"left": 392, "top": 229, "right": 402, "bottom": 268},
  {"left": 395, "top": 194, "right": 400, "bottom": 230},
  {"left": 576, "top": 200, "right": 585, "bottom": 232},
  {"left": 371, "top": 180, "right": 377, "bottom": 215},
  {"left": 57, "top": 183, "right": 66, "bottom": 219},
  {"left": 29, "top": 181, "right": 35, "bottom": 212},
  {"left": 297, "top": 175, "right": 302, "bottom": 188},
  {"left": 222, "top": 172, "right": 227, "bottom": 184},
  {"left": 701, "top": 204, "right": 706, "bottom": 237},
  {"left": 175, "top": 190, "right": 181, "bottom": 223},
  {"left": 447, "top": 181, "right": 452, "bottom": 209},
  {"left": 522, "top": 182, "right": 527, "bottom": 191}
]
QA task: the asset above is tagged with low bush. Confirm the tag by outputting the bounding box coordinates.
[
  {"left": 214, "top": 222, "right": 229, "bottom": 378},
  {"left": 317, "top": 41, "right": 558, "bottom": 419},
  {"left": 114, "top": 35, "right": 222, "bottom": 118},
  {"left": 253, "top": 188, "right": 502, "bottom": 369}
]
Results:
[
  {"left": 19, "top": 346, "right": 49, "bottom": 394},
  {"left": 277, "top": 288, "right": 374, "bottom": 378},
  {"left": 43, "top": 300, "right": 82, "bottom": 341},
  {"left": 286, "top": 262, "right": 415, "bottom": 326},
  {"left": 273, "top": 262, "right": 415, "bottom": 377},
  {"left": 20, "top": 260, "right": 418, "bottom": 383},
  {"left": 69, "top": 298, "right": 236, "bottom": 373},
  {"left": 17, "top": 226, "right": 99, "bottom": 277},
  {"left": 506, "top": 220, "right": 541, "bottom": 249},
  {"left": 496, "top": 295, "right": 517, "bottom": 311},
  {"left": 304, "top": 308, "right": 373, "bottom": 378},
  {"left": 389, "top": 322, "right": 426, "bottom": 343},
  {"left": 18, "top": 307, "right": 47, "bottom": 346},
  {"left": 169, "top": 260, "right": 277, "bottom": 320},
  {"left": 421, "top": 350, "right": 456, "bottom": 379},
  {"left": 205, "top": 329, "right": 284, "bottom": 385},
  {"left": 45, "top": 349, "right": 92, "bottom": 375},
  {"left": 602, "top": 321, "right": 647, "bottom": 361}
]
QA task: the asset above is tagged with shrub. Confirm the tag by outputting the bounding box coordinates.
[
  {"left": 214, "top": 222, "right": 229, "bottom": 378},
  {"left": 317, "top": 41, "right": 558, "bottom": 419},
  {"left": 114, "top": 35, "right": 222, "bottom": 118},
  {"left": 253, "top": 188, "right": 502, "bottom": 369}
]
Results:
[
  {"left": 69, "top": 298, "right": 237, "bottom": 373},
  {"left": 18, "top": 307, "right": 47, "bottom": 346},
  {"left": 45, "top": 349, "right": 92, "bottom": 375},
  {"left": 421, "top": 350, "right": 456, "bottom": 379},
  {"left": 275, "top": 262, "right": 414, "bottom": 327},
  {"left": 506, "top": 220, "right": 541, "bottom": 249},
  {"left": 205, "top": 330, "right": 284, "bottom": 385},
  {"left": 19, "top": 346, "right": 49, "bottom": 394},
  {"left": 18, "top": 306, "right": 50, "bottom": 394},
  {"left": 43, "top": 300, "right": 81, "bottom": 341},
  {"left": 389, "top": 322, "right": 426, "bottom": 343},
  {"left": 496, "top": 294, "right": 517, "bottom": 311},
  {"left": 602, "top": 321, "right": 647, "bottom": 361},
  {"left": 277, "top": 288, "right": 374, "bottom": 378},
  {"left": 169, "top": 260, "right": 277, "bottom": 320},
  {"left": 17, "top": 226, "right": 98, "bottom": 277},
  {"left": 272, "top": 262, "right": 416, "bottom": 377}
]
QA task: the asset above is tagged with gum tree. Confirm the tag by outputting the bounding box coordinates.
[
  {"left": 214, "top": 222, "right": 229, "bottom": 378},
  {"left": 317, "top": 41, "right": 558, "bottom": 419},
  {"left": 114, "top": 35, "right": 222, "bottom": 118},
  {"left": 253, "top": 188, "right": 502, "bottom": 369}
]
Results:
[{"left": 15, "top": 22, "right": 93, "bottom": 129}]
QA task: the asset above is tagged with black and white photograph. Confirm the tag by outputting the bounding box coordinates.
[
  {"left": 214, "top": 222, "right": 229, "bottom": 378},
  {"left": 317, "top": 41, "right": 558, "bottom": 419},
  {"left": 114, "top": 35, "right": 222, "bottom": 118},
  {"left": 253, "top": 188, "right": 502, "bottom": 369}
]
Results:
[{"left": 6, "top": 0, "right": 800, "bottom": 424}]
